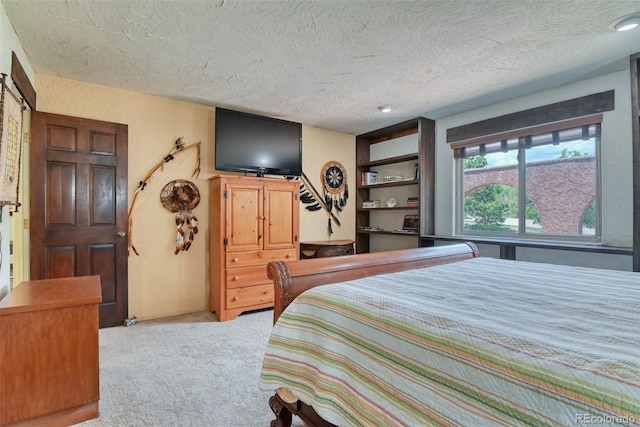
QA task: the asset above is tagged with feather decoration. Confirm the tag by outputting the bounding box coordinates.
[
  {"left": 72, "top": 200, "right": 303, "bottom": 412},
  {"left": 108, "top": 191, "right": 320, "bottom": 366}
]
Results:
[
  {"left": 300, "top": 193, "right": 315, "bottom": 204},
  {"left": 324, "top": 193, "right": 333, "bottom": 213},
  {"left": 300, "top": 183, "right": 326, "bottom": 212},
  {"left": 300, "top": 171, "right": 343, "bottom": 227}
]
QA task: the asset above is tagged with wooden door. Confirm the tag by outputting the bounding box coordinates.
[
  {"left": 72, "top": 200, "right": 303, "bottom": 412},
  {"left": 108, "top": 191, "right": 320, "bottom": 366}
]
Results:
[
  {"left": 224, "top": 182, "right": 263, "bottom": 252},
  {"left": 30, "top": 112, "right": 128, "bottom": 328},
  {"left": 263, "top": 181, "right": 299, "bottom": 251}
]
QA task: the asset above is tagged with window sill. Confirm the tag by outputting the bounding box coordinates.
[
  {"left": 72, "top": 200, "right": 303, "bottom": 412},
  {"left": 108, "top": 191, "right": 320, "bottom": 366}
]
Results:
[{"left": 421, "top": 235, "right": 632, "bottom": 256}]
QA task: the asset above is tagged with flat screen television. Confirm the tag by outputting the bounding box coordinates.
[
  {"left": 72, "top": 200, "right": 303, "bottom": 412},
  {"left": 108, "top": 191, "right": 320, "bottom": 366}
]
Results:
[{"left": 215, "top": 108, "right": 302, "bottom": 177}]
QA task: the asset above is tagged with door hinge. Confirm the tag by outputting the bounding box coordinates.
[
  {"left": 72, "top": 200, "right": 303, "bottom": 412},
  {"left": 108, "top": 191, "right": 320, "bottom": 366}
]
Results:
[
  {"left": 223, "top": 190, "right": 229, "bottom": 198},
  {"left": 23, "top": 219, "right": 29, "bottom": 229},
  {"left": 223, "top": 238, "right": 228, "bottom": 245},
  {"left": 294, "top": 235, "right": 298, "bottom": 242},
  {"left": 295, "top": 194, "right": 298, "bottom": 200}
]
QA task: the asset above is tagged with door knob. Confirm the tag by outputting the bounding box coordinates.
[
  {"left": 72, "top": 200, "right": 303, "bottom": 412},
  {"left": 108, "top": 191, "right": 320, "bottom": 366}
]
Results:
[{"left": 117, "top": 231, "right": 126, "bottom": 237}]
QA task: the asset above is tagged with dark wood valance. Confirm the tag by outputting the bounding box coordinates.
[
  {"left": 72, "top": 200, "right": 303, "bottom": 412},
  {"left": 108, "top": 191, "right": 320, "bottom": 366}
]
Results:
[
  {"left": 447, "top": 90, "right": 614, "bottom": 145},
  {"left": 451, "top": 114, "right": 603, "bottom": 158},
  {"left": 11, "top": 51, "right": 36, "bottom": 110}
]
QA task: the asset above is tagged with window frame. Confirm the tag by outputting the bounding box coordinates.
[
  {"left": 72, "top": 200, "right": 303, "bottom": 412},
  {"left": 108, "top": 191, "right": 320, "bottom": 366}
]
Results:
[{"left": 453, "top": 116, "right": 603, "bottom": 243}]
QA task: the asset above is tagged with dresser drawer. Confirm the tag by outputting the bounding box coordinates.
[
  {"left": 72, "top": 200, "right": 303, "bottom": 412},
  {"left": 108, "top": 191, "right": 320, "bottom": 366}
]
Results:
[
  {"left": 225, "top": 265, "right": 270, "bottom": 289},
  {"left": 225, "top": 249, "right": 296, "bottom": 268},
  {"left": 226, "top": 284, "right": 274, "bottom": 309}
]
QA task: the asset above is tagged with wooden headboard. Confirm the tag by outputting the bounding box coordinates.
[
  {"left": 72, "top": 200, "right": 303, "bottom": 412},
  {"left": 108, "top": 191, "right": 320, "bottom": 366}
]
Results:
[{"left": 267, "top": 242, "right": 479, "bottom": 324}]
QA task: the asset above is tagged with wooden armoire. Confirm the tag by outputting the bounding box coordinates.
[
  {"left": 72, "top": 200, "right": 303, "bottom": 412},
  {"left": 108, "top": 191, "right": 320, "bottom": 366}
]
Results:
[{"left": 208, "top": 175, "right": 300, "bottom": 321}]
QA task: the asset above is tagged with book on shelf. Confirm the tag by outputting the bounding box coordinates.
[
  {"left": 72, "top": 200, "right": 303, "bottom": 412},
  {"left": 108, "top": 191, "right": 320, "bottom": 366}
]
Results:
[
  {"left": 358, "top": 225, "right": 383, "bottom": 231},
  {"left": 361, "top": 171, "right": 377, "bottom": 185},
  {"left": 362, "top": 200, "right": 381, "bottom": 208},
  {"left": 402, "top": 214, "right": 419, "bottom": 231},
  {"left": 382, "top": 175, "right": 403, "bottom": 182},
  {"left": 406, "top": 196, "right": 419, "bottom": 207},
  {"left": 393, "top": 229, "right": 416, "bottom": 233}
]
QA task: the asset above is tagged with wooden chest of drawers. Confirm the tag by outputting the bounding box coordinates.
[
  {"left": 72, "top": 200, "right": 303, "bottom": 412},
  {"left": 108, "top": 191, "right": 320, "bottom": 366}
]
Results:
[
  {"left": 0, "top": 276, "right": 101, "bottom": 426},
  {"left": 209, "top": 175, "right": 299, "bottom": 321}
]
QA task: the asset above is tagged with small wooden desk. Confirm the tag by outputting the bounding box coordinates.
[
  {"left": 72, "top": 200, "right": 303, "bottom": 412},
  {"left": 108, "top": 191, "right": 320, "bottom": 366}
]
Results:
[
  {"left": 300, "top": 240, "right": 355, "bottom": 259},
  {"left": 0, "top": 275, "right": 102, "bottom": 426}
]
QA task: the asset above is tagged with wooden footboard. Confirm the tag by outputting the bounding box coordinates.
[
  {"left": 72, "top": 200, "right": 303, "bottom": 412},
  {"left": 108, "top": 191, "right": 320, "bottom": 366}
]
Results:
[
  {"left": 264, "top": 243, "right": 479, "bottom": 427},
  {"left": 267, "top": 242, "right": 479, "bottom": 323}
]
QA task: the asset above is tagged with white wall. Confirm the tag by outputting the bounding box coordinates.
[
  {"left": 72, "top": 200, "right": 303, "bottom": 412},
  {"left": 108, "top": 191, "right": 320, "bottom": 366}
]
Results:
[
  {"left": 434, "top": 68, "right": 634, "bottom": 269},
  {"left": 0, "top": 3, "right": 34, "bottom": 297}
]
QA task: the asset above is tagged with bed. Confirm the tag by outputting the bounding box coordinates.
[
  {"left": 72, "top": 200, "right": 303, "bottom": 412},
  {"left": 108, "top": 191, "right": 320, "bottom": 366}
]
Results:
[{"left": 259, "top": 243, "right": 640, "bottom": 427}]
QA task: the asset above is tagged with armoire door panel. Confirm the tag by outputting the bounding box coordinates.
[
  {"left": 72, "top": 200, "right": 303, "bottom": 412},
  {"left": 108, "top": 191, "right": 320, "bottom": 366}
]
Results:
[
  {"left": 264, "top": 186, "right": 298, "bottom": 250},
  {"left": 226, "top": 184, "right": 263, "bottom": 251}
]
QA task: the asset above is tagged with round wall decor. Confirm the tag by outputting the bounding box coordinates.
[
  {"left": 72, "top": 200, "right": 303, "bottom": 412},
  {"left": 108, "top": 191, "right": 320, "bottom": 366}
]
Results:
[
  {"left": 160, "top": 179, "right": 201, "bottom": 213},
  {"left": 160, "top": 179, "right": 200, "bottom": 254},
  {"left": 321, "top": 161, "right": 348, "bottom": 213}
]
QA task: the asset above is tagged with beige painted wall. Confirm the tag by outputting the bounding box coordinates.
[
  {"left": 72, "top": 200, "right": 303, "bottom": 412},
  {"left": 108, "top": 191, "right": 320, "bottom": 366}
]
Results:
[
  {"left": 300, "top": 125, "right": 355, "bottom": 242},
  {"left": 35, "top": 75, "right": 356, "bottom": 321}
]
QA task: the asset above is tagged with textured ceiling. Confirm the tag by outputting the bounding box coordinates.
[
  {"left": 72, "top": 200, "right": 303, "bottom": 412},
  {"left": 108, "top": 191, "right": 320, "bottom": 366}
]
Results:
[{"left": 3, "top": 0, "right": 640, "bottom": 135}]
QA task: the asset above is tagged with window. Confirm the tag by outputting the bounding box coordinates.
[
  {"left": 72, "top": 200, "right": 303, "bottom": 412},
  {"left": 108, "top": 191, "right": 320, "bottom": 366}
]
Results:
[{"left": 453, "top": 116, "right": 601, "bottom": 241}]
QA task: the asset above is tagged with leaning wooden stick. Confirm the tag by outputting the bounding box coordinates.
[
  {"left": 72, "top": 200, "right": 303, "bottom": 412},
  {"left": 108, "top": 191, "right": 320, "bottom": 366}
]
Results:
[
  {"left": 127, "top": 137, "right": 201, "bottom": 256},
  {"left": 301, "top": 172, "right": 341, "bottom": 226}
]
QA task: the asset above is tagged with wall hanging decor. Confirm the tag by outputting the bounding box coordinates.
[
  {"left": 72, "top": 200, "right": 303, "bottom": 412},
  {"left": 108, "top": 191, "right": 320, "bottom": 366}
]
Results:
[
  {"left": 0, "top": 73, "right": 25, "bottom": 211},
  {"left": 299, "top": 160, "right": 348, "bottom": 234},
  {"left": 160, "top": 179, "right": 200, "bottom": 254},
  {"left": 321, "top": 161, "right": 349, "bottom": 213},
  {"left": 127, "top": 137, "right": 201, "bottom": 255}
]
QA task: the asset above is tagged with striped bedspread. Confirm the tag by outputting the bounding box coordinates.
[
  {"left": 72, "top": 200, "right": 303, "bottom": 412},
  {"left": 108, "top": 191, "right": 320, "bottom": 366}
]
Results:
[{"left": 259, "top": 257, "right": 640, "bottom": 426}]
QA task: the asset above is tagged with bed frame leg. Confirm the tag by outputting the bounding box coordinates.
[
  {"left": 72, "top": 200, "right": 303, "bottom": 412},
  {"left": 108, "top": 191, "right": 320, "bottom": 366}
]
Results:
[{"left": 269, "top": 393, "right": 293, "bottom": 427}]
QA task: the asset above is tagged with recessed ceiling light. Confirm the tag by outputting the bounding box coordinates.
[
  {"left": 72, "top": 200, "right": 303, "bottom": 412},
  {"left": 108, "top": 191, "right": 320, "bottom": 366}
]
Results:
[
  {"left": 609, "top": 15, "right": 640, "bottom": 32},
  {"left": 378, "top": 105, "right": 392, "bottom": 113}
]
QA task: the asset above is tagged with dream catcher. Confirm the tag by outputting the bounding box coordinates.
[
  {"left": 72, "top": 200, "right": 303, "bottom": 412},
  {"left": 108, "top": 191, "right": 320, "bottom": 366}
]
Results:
[
  {"left": 160, "top": 179, "right": 201, "bottom": 254},
  {"left": 299, "top": 161, "right": 348, "bottom": 234},
  {"left": 321, "top": 161, "right": 349, "bottom": 213},
  {"left": 128, "top": 137, "right": 201, "bottom": 255}
]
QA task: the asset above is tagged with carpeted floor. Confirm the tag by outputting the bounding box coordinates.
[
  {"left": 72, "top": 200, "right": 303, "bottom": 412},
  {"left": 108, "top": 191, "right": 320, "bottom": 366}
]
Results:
[{"left": 77, "top": 309, "right": 305, "bottom": 427}]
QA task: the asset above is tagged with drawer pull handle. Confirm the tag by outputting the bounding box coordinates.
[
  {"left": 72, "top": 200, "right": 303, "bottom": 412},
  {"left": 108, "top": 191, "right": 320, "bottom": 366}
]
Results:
[
  {"left": 233, "top": 257, "right": 239, "bottom": 262},
  {"left": 233, "top": 276, "right": 239, "bottom": 281},
  {"left": 285, "top": 254, "right": 291, "bottom": 258},
  {"left": 232, "top": 297, "right": 238, "bottom": 302}
]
